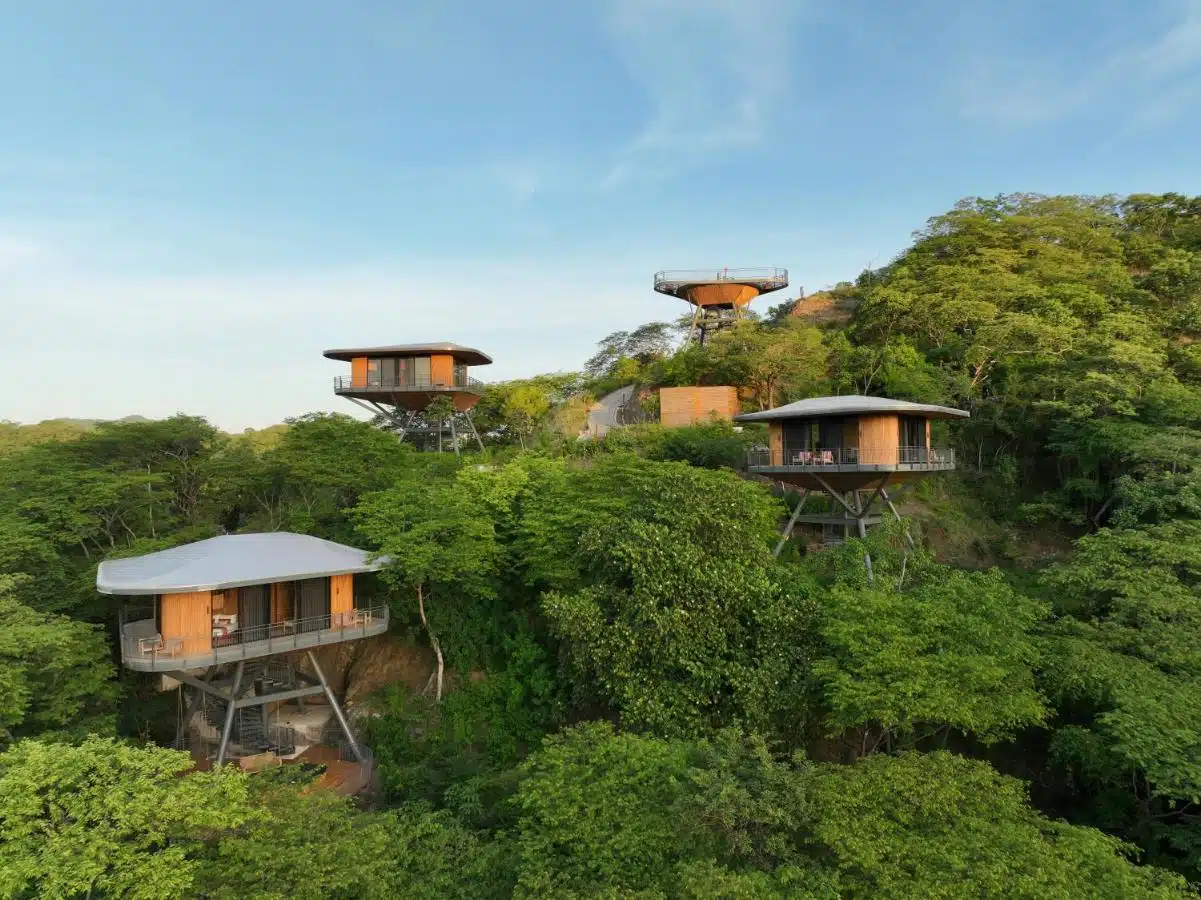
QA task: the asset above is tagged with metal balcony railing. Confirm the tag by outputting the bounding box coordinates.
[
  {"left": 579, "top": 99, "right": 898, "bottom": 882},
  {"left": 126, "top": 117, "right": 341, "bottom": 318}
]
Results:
[
  {"left": 654, "top": 267, "right": 788, "bottom": 290},
  {"left": 333, "top": 375, "right": 485, "bottom": 393},
  {"left": 119, "top": 603, "right": 391, "bottom": 671},
  {"left": 746, "top": 446, "right": 956, "bottom": 471}
]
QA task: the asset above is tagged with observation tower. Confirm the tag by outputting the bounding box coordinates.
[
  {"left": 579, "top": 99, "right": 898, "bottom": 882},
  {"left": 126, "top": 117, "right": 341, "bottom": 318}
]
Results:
[
  {"left": 324, "top": 342, "right": 491, "bottom": 454},
  {"left": 654, "top": 267, "right": 788, "bottom": 345}
]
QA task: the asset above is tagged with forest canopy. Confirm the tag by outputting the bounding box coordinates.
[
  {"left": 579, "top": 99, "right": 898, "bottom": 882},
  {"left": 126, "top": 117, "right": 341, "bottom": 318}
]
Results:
[{"left": 3, "top": 192, "right": 1201, "bottom": 897}]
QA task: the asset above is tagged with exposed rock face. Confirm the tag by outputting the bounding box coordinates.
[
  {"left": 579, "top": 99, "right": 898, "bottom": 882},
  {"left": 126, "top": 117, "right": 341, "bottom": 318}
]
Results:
[
  {"left": 288, "top": 632, "right": 434, "bottom": 707},
  {"left": 790, "top": 291, "right": 857, "bottom": 326}
]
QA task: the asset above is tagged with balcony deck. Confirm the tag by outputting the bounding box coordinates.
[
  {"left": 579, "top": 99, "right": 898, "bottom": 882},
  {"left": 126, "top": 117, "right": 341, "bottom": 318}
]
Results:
[
  {"left": 120, "top": 604, "right": 390, "bottom": 673},
  {"left": 747, "top": 446, "right": 956, "bottom": 478},
  {"left": 333, "top": 375, "right": 485, "bottom": 400}
]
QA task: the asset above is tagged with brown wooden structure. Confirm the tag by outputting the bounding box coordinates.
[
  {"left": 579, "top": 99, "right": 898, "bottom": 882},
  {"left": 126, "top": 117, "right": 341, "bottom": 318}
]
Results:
[
  {"left": 735, "top": 396, "right": 968, "bottom": 571},
  {"left": 324, "top": 342, "right": 491, "bottom": 453},
  {"left": 659, "top": 386, "right": 741, "bottom": 427},
  {"left": 100, "top": 533, "right": 388, "bottom": 770},
  {"left": 654, "top": 268, "right": 788, "bottom": 344}
]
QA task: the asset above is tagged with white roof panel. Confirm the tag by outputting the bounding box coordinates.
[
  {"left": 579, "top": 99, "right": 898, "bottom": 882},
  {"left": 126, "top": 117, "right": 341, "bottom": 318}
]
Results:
[
  {"left": 734, "top": 395, "right": 969, "bottom": 422},
  {"left": 96, "top": 532, "right": 385, "bottom": 595}
]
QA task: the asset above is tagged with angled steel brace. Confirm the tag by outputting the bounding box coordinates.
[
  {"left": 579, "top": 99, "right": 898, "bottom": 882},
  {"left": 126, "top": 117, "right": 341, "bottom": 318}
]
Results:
[{"left": 773, "top": 490, "right": 810, "bottom": 558}]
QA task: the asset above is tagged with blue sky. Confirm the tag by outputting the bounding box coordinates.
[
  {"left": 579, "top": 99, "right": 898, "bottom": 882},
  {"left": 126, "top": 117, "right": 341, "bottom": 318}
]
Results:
[{"left": 2, "top": 0, "right": 1200, "bottom": 430}]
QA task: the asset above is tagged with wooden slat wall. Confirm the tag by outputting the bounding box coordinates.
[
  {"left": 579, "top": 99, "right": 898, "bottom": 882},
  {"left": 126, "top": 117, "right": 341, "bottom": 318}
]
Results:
[
  {"left": 857, "top": 414, "right": 899, "bottom": 466},
  {"left": 270, "top": 582, "right": 292, "bottom": 623},
  {"left": 160, "top": 591, "right": 213, "bottom": 656},
  {"left": 430, "top": 354, "right": 454, "bottom": 386},
  {"left": 330, "top": 574, "right": 354, "bottom": 616},
  {"left": 925, "top": 419, "right": 932, "bottom": 449},
  {"left": 770, "top": 422, "right": 783, "bottom": 465},
  {"left": 351, "top": 356, "right": 368, "bottom": 386},
  {"left": 659, "top": 386, "right": 740, "bottom": 427}
]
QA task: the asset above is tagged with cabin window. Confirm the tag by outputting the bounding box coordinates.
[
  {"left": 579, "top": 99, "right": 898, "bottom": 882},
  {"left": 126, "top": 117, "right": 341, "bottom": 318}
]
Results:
[
  {"left": 368, "top": 358, "right": 403, "bottom": 386},
  {"left": 817, "top": 418, "right": 846, "bottom": 451},
  {"left": 900, "top": 415, "right": 925, "bottom": 448},
  {"left": 295, "top": 577, "right": 331, "bottom": 632},
  {"left": 238, "top": 584, "right": 271, "bottom": 635},
  {"left": 782, "top": 419, "right": 813, "bottom": 453},
  {"left": 453, "top": 362, "right": 468, "bottom": 386},
  {"left": 413, "top": 356, "right": 432, "bottom": 384},
  {"left": 396, "top": 357, "right": 411, "bottom": 385}
]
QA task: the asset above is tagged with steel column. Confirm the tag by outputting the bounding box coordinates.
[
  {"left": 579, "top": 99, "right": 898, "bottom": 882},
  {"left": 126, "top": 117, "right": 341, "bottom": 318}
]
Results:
[
  {"left": 463, "top": 410, "right": 485, "bottom": 452},
  {"left": 773, "top": 490, "right": 810, "bottom": 558},
  {"left": 307, "top": 650, "right": 363, "bottom": 762},
  {"left": 214, "top": 660, "right": 245, "bottom": 767}
]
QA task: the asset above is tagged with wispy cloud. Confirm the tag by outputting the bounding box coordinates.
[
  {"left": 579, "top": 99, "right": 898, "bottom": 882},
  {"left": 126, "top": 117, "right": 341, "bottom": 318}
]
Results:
[
  {"left": 599, "top": 0, "right": 804, "bottom": 189},
  {"left": 959, "top": 0, "right": 1201, "bottom": 126}
]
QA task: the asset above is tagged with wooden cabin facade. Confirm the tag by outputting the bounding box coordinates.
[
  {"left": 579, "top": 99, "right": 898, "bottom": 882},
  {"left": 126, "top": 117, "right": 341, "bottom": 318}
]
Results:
[
  {"left": 120, "top": 573, "right": 387, "bottom": 672},
  {"left": 100, "top": 533, "right": 389, "bottom": 674},
  {"left": 324, "top": 342, "right": 491, "bottom": 412},
  {"left": 736, "top": 395, "right": 966, "bottom": 493}
]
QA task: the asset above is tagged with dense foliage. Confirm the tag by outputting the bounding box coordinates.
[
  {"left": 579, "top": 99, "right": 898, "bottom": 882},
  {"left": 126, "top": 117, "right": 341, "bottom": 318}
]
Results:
[{"left": 2, "top": 192, "right": 1201, "bottom": 896}]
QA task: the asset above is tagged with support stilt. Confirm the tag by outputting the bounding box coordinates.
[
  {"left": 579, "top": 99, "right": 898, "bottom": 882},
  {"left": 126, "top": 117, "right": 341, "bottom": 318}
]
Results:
[
  {"left": 880, "top": 486, "right": 916, "bottom": 551},
  {"left": 857, "top": 515, "right": 874, "bottom": 583},
  {"left": 773, "top": 490, "right": 810, "bottom": 558},
  {"left": 307, "top": 650, "right": 363, "bottom": 762},
  {"left": 449, "top": 412, "right": 460, "bottom": 458},
  {"left": 174, "top": 667, "right": 210, "bottom": 749},
  {"left": 464, "top": 410, "right": 485, "bottom": 452},
  {"left": 215, "top": 660, "right": 245, "bottom": 767}
]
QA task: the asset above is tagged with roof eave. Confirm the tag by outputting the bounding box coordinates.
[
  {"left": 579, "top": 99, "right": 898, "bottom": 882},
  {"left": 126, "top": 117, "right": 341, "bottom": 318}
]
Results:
[{"left": 97, "top": 560, "right": 389, "bottom": 596}]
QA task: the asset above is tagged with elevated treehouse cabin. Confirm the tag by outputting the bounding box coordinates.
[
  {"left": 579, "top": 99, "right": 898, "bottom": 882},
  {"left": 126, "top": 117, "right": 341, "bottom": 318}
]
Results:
[
  {"left": 99, "top": 533, "right": 388, "bottom": 771},
  {"left": 324, "top": 342, "right": 491, "bottom": 453},
  {"left": 735, "top": 396, "right": 968, "bottom": 561}
]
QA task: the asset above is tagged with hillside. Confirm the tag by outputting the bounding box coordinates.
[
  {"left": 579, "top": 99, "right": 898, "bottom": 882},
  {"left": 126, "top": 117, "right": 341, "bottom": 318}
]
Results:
[{"left": 3, "top": 192, "right": 1201, "bottom": 897}]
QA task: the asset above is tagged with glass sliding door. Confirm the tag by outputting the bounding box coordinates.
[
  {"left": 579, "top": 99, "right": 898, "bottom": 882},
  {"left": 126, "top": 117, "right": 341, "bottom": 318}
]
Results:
[
  {"left": 782, "top": 419, "right": 813, "bottom": 464},
  {"left": 295, "top": 577, "right": 331, "bottom": 633},
  {"left": 238, "top": 584, "right": 271, "bottom": 641},
  {"left": 413, "top": 356, "right": 431, "bottom": 386},
  {"left": 899, "top": 415, "right": 926, "bottom": 463}
]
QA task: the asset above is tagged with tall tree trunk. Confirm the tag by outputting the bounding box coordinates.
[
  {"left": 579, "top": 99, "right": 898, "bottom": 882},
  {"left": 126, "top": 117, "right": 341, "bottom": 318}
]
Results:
[{"left": 416, "top": 584, "right": 444, "bottom": 702}]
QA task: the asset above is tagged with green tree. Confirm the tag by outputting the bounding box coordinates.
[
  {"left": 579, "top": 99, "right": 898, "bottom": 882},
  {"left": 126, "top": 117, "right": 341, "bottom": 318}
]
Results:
[
  {"left": 0, "top": 575, "right": 117, "bottom": 742},
  {"left": 0, "top": 737, "right": 250, "bottom": 899},
  {"left": 354, "top": 469, "right": 506, "bottom": 700},
  {"left": 813, "top": 560, "right": 1049, "bottom": 752},
  {"left": 503, "top": 384, "right": 551, "bottom": 449},
  {"left": 706, "top": 320, "right": 827, "bottom": 410}
]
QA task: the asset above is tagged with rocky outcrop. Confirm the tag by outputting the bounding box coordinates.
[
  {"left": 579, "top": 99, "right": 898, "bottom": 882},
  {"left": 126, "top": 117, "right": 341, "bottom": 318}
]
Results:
[{"left": 288, "top": 632, "right": 435, "bottom": 707}]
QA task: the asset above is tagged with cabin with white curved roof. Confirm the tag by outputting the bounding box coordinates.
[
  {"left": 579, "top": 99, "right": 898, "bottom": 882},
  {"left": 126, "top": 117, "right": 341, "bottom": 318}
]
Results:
[{"left": 735, "top": 395, "right": 968, "bottom": 492}]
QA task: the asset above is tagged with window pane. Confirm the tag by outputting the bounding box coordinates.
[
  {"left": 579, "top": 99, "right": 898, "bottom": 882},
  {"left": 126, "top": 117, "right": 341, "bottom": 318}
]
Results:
[{"left": 414, "top": 356, "right": 431, "bottom": 383}]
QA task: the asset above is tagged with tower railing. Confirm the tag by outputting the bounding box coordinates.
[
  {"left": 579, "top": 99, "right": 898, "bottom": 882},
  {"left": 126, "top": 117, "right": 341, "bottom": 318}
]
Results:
[
  {"left": 333, "top": 375, "right": 486, "bottom": 393},
  {"left": 655, "top": 267, "right": 788, "bottom": 290},
  {"left": 746, "top": 446, "right": 956, "bottom": 471}
]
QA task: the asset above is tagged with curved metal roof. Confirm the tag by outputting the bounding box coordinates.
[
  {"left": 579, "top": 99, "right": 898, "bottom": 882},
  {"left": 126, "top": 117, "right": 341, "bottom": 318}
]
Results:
[
  {"left": 96, "top": 532, "right": 385, "bottom": 595},
  {"left": 734, "top": 395, "right": 969, "bottom": 422},
  {"left": 323, "top": 343, "right": 492, "bottom": 365}
]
